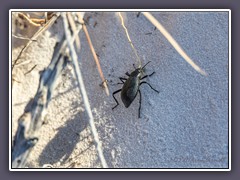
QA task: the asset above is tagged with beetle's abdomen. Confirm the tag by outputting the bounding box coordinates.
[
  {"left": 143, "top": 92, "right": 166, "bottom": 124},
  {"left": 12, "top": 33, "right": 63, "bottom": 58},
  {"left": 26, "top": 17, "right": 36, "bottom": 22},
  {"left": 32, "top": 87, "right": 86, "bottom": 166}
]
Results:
[{"left": 121, "top": 77, "right": 139, "bottom": 108}]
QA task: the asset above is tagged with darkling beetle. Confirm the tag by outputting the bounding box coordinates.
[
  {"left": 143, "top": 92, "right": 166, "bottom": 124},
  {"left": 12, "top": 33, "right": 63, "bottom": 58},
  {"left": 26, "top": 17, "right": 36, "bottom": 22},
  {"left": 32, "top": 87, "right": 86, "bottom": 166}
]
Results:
[{"left": 112, "top": 61, "right": 159, "bottom": 118}]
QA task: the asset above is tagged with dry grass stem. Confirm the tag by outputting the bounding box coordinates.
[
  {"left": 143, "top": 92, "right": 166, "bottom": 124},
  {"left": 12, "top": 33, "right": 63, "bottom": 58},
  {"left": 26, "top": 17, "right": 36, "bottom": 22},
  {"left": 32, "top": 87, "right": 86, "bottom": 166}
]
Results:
[
  {"left": 24, "top": 64, "right": 37, "bottom": 75},
  {"left": 18, "top": 12, "right": 43, "bottom": 27},
  {"left": 142, "top": 12, "right": 207, "bottom": 76},
  {"left": 14, "top": 59, "right": 32, "bottom": 67},
  {"left": 118, "top": 12, "right": 142, "bottom": 67},
  {"left": 77, "top": 12, "right": 110, "bottom": 96},
  {"left": 67, "top": 12, "right": 81, "bottom": 50},
  {"left": 62, "top": 12, "right": 108, "bottom": 168},
  {"left": 12, "top": 34, "right": 37, "bottom": 41},
  {"left": 12, "top": 36, "right": 69, "bottom": 167}
]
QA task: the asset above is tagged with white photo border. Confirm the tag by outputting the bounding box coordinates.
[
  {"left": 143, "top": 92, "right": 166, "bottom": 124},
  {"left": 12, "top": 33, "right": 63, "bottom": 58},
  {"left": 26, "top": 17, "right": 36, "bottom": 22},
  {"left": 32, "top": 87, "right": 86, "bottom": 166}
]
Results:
[{"left": 9, "top": 9, "right": 231, "bottom": 171}]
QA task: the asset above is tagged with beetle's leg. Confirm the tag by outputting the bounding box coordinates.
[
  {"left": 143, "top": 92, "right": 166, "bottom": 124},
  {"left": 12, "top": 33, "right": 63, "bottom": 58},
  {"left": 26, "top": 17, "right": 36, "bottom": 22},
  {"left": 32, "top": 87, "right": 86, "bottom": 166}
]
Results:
[
  {"left": 119, "top": 77, "right": 127, "bottom": 83},
  {"left": 140, "top": 81, "right": 159, "bottom": 93},
  {"left": 125, "top": 72, "right": 130, "bottom": 76},
  {"left": 141, "top": 72, "right": 155, "bottom": 80},
  {"left": 112, "top": 89, "right": 122, "bottom": 109},
  {"left": 117, "top": 77, "right": 127, "bottom": 84},
  {"left": 138, "top": 89, "right": 142, "bottom": 118}
]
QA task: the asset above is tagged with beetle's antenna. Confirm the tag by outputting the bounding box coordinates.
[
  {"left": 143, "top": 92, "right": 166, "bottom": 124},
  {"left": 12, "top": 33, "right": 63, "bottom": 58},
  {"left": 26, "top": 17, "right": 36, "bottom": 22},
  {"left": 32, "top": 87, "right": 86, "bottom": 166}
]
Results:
[{"left": 142, "top": 61, "right": 151, "bottom": 69}]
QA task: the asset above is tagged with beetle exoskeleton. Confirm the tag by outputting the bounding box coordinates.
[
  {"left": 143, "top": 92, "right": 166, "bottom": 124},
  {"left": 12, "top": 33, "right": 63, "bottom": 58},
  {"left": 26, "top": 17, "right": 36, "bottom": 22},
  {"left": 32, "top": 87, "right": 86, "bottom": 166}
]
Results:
[{"left": 112, "top": 61, "right": 159, "bottom": 118}]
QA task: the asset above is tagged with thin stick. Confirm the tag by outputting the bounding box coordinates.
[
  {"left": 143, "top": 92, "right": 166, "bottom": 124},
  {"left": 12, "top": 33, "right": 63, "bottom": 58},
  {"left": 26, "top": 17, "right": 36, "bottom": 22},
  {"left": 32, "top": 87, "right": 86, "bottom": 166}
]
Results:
[
  {"left": 29, "top": 18, "right": 46, "bottom": 25},
  {"left": 18, "top": 12, "right": 43, "bottom": 27},
  {"left": 14, "top": 59, "right": 31, "bottom": 67},
  {"left": 12, "top": 34, "right": 37, "bottom": 41},
  {"left": 142, "top": 12, "right": 207, "bottom": 76},
  {"left": 76, "top": 12, "right": 109, "bottom": 96},
  {"left": 12, "top": 37, "right": 69, "bottom": 167},
  {"left": 12, "top": 16, "right": 84, "bottom": 168},
  {"left": 24, "top": 64, "right": 37, "bottom": 75},
  {"left": 62, "top": 13, "right": 108, "bottom": 168},
  {"left": 118, "top": 12, "right": 142, "bottom": 67},
  {"left": 67, "top": 12, "right": 81, "bottom": 50}
]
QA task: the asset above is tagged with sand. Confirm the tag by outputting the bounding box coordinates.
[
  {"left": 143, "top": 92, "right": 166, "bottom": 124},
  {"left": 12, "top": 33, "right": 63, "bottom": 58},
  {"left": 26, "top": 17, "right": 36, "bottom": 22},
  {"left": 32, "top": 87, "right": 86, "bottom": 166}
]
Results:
[{"left": 11, "top": 11, "right": 229, "bottom": 168}]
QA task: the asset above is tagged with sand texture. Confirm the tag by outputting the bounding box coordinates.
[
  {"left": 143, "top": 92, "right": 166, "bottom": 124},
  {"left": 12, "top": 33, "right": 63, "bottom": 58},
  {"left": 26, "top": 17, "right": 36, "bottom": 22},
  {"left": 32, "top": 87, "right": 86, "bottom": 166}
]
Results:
[{"left": 12, "top": 11, "right": 229, "bottom": 168}]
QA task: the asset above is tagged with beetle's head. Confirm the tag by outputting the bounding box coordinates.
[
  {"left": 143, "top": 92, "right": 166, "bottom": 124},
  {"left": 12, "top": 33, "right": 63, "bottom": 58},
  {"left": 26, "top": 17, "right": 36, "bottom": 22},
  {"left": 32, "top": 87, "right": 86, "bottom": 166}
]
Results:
[
  {"left": 132, "top": 61, "right": 151, "bottom": 78},
  {"left": 136, "top": 68, "right": 143, "bottom": 77}
]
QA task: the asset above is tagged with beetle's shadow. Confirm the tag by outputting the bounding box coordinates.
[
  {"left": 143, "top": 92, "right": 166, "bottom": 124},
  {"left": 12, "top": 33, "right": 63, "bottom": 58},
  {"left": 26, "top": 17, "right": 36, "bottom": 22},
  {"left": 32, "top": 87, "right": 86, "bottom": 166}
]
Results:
[{"left": 38, "top": 110, "right": 89, "bottom": 167}]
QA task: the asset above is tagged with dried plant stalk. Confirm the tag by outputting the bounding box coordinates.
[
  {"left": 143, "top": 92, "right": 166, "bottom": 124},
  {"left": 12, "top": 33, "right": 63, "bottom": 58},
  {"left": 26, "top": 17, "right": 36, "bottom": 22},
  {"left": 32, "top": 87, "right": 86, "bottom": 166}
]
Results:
[
  {"left": 18, "top": 12, "right": 43, "bottom": 27},
  {"left": 118, "top": 12, "right": 142, "bottom": 67},
  {"left": 12, "top": 34, "right": 37, "bottom": 41},
  {"left": 12, "top": 14, "right": 84, "bottom": 168},
  {"left": 76, "top": 12, "right": 109, "bottom": 96},
  {"left": 66, "top": 12, "right": 81, "bottom": 50},
  {"left": 62, "top": 12, "right": 108, "bottom": 168},
  {"left": 142, "top": 12, "right": 207, "bottom": 76},
  {"left": 12, "top": 37, "right": 69, "bottom": 168}
]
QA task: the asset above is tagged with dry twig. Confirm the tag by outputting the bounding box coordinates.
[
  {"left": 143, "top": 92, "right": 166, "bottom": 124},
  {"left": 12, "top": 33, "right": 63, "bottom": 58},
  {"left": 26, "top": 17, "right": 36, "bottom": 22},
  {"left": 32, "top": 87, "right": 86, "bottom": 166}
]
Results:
[
  {"left": 76, "top": 12, "right": 109, "bottom": 96},
  {"left": 62, "top": 12, "right": 108, "bottom": 168},
  {"left": 67, "top": 12, "right": 81, "bottom": 50},
  {"left": 17, "top": 12, "right": 44, "bottom": 27},
  {"left": 142, "top": 12, "right": 207, "bottom": 76},
  {"left": 12, "top": 34, "right": 37, "bottom": 41},
  {"left": 118, "top": 12, "right": 142, "bottom": 67},
  {"left": 24, "top": 64, "right": 37, "bottom": 75},
  {"left": 12, "top": 12, "right": 89, "bottom": 168},
  {"left": 12, "top": 37, "right": 69, "bottom": 168}
]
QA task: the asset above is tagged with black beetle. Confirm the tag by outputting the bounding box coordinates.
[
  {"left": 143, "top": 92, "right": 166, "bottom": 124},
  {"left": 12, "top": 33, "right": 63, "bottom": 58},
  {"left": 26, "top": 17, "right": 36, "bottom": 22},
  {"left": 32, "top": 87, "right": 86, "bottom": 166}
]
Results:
[{"left": 112, "top": 61, "right": 159, "bottom": 118}]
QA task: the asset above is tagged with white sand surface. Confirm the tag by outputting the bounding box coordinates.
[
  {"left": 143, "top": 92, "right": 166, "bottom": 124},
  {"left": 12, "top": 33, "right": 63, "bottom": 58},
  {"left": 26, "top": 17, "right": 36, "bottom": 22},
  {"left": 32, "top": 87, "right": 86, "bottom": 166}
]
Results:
[{"left": 12, "top": 11, "right": 229, "bottom": 168}]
